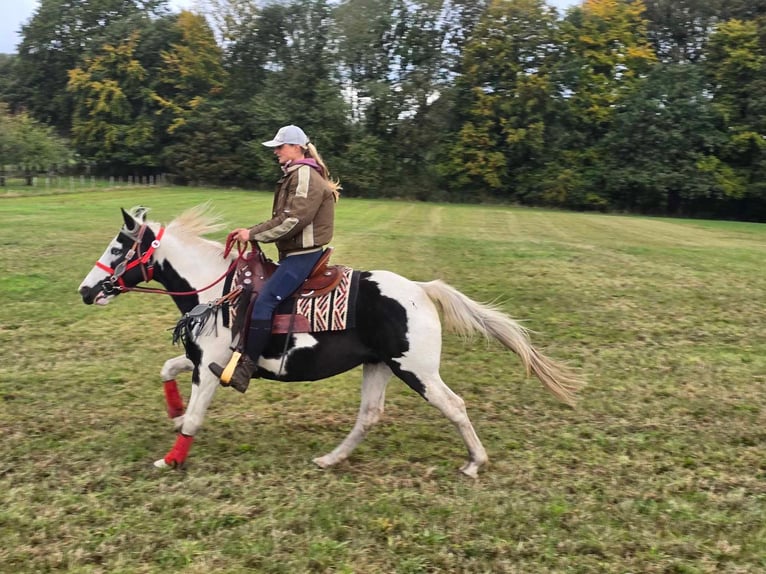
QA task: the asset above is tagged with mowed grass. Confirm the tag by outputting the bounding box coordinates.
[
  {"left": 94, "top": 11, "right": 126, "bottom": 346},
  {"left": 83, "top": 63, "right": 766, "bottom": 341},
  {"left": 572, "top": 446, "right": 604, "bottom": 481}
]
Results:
[{"left": 1, "top": 187, "right": 765, "bottom": 573}]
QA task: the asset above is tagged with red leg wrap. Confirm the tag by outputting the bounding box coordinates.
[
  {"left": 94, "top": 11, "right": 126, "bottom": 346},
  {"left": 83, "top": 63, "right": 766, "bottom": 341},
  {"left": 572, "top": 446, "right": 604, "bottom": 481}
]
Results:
[
  {"left": 163, "top": 380, "right": 185, "bottom": 419},
  {"left": 164, "top": 434, "right": 194, "bottom": 466}
]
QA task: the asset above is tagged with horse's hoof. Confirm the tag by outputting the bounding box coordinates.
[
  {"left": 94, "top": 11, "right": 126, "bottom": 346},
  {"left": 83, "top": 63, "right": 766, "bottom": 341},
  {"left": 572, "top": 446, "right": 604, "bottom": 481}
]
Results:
[
  {"left": 154, "top": 458, "right": 170, "bottom": 469},
  {"left": 312, "top": 455, "right": 333, "bottom": 469},
  {"left": 459, "top": 461, "right": 480, "bottom": 478}
]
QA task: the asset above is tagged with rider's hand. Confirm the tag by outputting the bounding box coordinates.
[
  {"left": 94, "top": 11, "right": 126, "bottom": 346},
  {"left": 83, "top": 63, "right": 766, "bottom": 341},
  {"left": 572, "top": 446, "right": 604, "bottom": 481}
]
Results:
[{"left": 233, "top": 228, "right": 250, "bottom": 242}]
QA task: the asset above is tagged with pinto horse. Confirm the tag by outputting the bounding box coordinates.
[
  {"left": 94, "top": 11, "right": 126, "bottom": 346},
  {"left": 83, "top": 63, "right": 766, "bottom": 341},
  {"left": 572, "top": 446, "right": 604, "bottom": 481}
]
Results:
[{"left": 78, "top": 205, "right": 583, "bottom": 477}]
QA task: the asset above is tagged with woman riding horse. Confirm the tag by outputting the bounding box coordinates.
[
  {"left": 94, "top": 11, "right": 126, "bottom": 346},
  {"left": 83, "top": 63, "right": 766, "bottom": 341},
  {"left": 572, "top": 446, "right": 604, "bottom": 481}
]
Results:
[{"left": 210, "top": 125, "right": 340, "bottom": 391}]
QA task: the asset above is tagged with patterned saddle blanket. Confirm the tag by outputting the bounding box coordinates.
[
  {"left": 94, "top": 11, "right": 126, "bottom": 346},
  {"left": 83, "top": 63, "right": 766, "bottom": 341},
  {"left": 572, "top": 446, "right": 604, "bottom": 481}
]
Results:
[{"left": 272, "top": 266, "right": 360, "bottom": 333}]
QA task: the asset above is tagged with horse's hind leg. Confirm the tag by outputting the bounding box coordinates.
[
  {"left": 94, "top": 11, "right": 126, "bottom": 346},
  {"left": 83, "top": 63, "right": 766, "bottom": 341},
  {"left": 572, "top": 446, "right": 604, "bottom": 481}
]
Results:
[
  {"left": 313, "top": 362, "right": 391, "bottom": 469},
  {"left": 392, "top": 364, "right": 487, "bottom": 478}
]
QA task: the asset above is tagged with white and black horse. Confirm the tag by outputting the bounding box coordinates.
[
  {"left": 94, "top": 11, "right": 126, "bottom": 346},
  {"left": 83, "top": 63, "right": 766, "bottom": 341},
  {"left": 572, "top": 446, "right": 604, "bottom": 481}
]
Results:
[{"left": 78, "top": 205, "right": 583, "bottom": 477}]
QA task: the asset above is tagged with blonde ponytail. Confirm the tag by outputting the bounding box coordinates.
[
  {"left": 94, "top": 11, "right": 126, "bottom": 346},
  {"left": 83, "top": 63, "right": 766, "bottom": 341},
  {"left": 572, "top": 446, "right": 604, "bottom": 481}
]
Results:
[{"left": 305, "top": 142, "right": 341, "bottom": 201}]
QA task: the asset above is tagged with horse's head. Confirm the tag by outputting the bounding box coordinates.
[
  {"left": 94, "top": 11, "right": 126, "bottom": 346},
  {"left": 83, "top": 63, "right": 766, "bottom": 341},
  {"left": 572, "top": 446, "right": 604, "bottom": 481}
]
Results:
[{"left": 78, "top": 206, "right": 163, "bottom": 305}]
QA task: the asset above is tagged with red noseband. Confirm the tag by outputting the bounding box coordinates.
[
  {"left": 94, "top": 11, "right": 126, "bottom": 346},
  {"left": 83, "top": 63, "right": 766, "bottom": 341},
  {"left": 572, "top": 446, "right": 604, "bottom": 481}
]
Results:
[{"left": 95, "top": 225, "right": 165, "bottom": 291}]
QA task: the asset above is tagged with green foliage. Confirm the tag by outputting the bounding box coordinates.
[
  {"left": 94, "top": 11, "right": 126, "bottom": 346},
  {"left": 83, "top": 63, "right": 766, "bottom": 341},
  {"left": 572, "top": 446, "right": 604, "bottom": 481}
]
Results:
[
  {"left": 705, "top": 19, "right": 766, "bottom": 161},
  {"left": 533, "top": 0, "right": 657, "bottom": 210},
  {"left": 334, "top": 133, "right": 387, "bottom": 195},
  {"left": 556, "top": 0, "right": 657, "bottom": 140},
  {"left": 216, "top": 0, "right": 286, "bottom": 102},
  {"left": 243, "top": 0, "right": 352, "bottom": 181},
  {"left": 703, "top": 18, "right": 766, "bottom": 217},
  {"left": 67, "top": 33, "right": 161, "bottom": 172},
  {"left": 153, "top": 11, "right": 226, "bottom": 135},
  {"left": 598, "top": 64, "right": 739, "bottom": 214},
  {"left": 162, "top": 99, "right": 259, "bottom": 186},
  {"left": 333, "top": 0, "right": 470, "bottom": 196},
  {"left": 441, "top": 0, "right": 559, "bottom": 200},
  {"left": 641, "top": 0, "right": 721, "bottom": 63},
  {"left": 0, "top": 104, "right": 72, "bottom": 179},
  {"left": 10, "top": 0, "right": 165, "bottom": 131}
]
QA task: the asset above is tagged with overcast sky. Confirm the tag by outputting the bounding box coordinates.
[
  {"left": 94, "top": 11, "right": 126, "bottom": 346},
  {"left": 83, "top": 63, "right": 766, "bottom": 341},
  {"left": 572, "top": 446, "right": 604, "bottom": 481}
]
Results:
[{"left": 0, "top": 0, "right": 580, "bottom": 54}]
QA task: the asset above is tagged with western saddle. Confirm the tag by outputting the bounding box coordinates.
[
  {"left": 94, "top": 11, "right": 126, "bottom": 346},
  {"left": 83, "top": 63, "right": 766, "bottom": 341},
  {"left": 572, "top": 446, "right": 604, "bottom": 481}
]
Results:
[{"left": 231, "top": 242, "right": 343, "bottom": 335}]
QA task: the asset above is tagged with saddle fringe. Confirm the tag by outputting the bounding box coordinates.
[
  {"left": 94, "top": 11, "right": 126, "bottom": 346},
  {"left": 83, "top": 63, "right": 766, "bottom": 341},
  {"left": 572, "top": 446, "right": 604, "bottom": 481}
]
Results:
[{"left": 172, "top": 304, "right": 220, "bottom": 353}]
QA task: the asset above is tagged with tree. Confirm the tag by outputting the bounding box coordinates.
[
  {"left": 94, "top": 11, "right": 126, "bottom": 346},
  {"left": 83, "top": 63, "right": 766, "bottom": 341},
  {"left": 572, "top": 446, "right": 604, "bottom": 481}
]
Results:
[
  {"left": 640, "top": 0, "right": 721, "bottom": 63},
  {"left": 440, "top": 0, "right": 559, "bottom": 201},
  {"left": 161, "top": 99, "right": 251, "bottom": 185},
  {"left": 599, "top": 64, "right": 734, "bottom": 215},
  {"left": 334, "top": 0, "right": 479, "bottom": 196},
  {"left": 639, "top": 0, "right": 766, "bottom": 64},
  {"left": 0, "top": 55, "right": 16, "bottom": 105},
  {"left": 0, "top": 104, "right": 71, "bottom": 185},
  {"left": 199, "top": 0, "right": 273, "bottom": 102},
  {"left": 545, "top": 0, "right": 658, "bottom": 209},
  {"left": 67, "top": 33, "right": 160, "bottom": 173},
  {"left": 557, "top": 0, "right": 657, "bottom": 140},
  {"left": 152, "top": 11, "right": 226, "bottom": 135},
  {"left": 164, "top": 0, "right": 350, "bottom": 188},
  {"left": 704, "top": 18, "right": 766, "bottom": 219},
  {"left": 705, "top": 19, "right": 766, "bottom": 165},
  {"left": 243, "top": 0, "right": 351, "bottom": 185},
  {"left": 12, "top": 0, "right": 166, "bottom": 132}
]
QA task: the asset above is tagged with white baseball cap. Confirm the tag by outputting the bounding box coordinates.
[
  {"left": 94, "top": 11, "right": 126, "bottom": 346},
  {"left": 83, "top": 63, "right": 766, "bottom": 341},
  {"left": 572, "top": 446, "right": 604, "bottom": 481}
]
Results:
[{"left": 262, "top": 125, "right": 309, "bottom": 147}]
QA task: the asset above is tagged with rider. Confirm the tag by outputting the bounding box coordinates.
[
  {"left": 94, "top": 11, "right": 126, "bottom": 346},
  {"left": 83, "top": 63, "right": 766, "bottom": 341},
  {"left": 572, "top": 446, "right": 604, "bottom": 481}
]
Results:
[{"left": 209, "top": 125, "right": 339, "bottom": 392}]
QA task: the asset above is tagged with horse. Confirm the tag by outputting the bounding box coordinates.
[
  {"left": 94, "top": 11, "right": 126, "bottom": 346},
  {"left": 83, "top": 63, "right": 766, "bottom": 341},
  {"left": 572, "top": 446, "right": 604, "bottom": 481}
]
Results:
[{"left": 77, "top": 205, "right": 583, "bottom": 477}]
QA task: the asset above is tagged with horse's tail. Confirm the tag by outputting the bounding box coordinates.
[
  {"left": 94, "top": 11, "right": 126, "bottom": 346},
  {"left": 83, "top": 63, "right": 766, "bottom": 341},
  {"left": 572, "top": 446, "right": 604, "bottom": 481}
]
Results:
[{"left": 417, "top": 280, "right": 584, "bottom": 407}]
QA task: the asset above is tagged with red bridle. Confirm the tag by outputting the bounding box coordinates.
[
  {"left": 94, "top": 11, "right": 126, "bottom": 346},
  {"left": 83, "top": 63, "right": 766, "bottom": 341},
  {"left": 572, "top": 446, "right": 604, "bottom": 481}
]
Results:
[
  {"left": 95, "top": 225, "right": 246, "bottom": 297},
  {"left": 96, "top": 224, "right": 165, "bottom": 292}
]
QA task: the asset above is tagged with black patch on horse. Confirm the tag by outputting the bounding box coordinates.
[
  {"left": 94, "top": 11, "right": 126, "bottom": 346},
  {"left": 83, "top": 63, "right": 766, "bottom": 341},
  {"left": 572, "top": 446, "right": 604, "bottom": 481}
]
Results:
[
  {"left": 355, "top": 272, "right": 410, "bottom": 361},
  {"left": 387, "top": 361, "right": 427, "bottom": 399},
  {"left": 156, "top": 260, "right": 201, "bottom": 315}
]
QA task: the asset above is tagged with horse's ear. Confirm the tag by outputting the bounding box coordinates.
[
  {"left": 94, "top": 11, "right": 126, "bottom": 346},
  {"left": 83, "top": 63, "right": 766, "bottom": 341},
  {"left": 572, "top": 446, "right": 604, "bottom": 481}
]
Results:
[
  {"left": 132, "top": 206, "right": 148, "bottom": 222},
  {"left": 121, "top": 208, "right": 138, "bottom": 232}
]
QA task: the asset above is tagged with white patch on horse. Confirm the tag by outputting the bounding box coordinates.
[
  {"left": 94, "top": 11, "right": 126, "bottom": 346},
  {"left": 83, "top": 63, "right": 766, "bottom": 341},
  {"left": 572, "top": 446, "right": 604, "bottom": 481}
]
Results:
[
  {"left": 258, "top": 333, "right": 319, "bottom": 376},
  {"left": 152, "top": 232, "right": 231, "bottom": 305},
  {"left": 78, "top": 237, "right": 124, "bottom": 305},
  {"left": 369, "top": 270, "right": 443, "bottom": 378}
]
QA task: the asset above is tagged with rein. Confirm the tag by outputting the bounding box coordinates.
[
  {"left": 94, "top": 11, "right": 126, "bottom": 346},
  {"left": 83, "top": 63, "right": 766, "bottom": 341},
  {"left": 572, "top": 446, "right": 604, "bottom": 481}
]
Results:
[{"left": 96, "top": 226, "right": 248, "bottom": 297}]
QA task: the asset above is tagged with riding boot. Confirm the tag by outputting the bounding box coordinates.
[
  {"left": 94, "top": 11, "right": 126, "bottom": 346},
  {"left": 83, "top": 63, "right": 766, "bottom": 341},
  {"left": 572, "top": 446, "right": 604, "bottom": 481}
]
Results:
[{"left": 209, "top": 320, "right": 272, "bottom": 393}]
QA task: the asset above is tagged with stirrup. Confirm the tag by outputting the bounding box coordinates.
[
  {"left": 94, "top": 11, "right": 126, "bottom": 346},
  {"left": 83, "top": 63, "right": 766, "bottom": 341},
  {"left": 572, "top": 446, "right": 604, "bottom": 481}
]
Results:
[{"left": 219, "top": 351, "right": 242, "bottom": 386}]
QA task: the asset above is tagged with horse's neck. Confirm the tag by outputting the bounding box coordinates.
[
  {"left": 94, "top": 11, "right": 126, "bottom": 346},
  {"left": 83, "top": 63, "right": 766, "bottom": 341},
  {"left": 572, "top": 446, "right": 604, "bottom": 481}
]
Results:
[{"left": 154, "top": 230, "right": 233, "bottom": 313}]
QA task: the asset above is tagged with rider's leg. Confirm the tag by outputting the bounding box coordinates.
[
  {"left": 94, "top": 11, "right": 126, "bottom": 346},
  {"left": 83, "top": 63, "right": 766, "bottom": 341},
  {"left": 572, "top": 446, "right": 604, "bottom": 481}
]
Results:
[{"left": 210, "top": 250, "right": 324, "bottom": 391}]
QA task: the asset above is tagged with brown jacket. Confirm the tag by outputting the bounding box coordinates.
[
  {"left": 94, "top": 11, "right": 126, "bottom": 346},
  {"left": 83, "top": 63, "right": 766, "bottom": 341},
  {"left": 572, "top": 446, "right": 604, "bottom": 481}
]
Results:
[{"left": 248, "top": 162, "right": 335, "bottom": 258}]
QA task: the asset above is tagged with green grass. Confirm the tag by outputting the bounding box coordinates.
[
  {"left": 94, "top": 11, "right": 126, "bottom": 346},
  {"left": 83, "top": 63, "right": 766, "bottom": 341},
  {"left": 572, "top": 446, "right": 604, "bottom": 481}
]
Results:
[{"left": 1, "top": 187, "right": 765, "bottom": 573}]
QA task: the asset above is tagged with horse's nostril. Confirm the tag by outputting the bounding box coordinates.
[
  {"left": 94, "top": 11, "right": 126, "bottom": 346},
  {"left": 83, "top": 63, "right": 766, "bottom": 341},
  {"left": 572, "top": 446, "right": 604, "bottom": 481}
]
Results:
[{"left": 79, "top": 286, "right": 95, "bottom": 304}]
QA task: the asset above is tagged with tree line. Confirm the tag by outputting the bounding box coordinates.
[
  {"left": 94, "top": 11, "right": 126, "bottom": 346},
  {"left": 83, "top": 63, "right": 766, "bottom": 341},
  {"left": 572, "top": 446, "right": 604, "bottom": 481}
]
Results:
[{"left": 1, "top": 0, "right": 765, "bottom": 220}]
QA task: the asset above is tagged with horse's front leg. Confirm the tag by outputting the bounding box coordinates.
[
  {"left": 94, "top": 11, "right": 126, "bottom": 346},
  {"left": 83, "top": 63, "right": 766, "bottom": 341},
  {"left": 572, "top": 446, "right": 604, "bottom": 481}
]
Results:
[
  {"left": 154, "top": 338, "right": 232, "bottom": 469},
  {"left": 160, "top": 355, "right": 194, "bottom": 430}
]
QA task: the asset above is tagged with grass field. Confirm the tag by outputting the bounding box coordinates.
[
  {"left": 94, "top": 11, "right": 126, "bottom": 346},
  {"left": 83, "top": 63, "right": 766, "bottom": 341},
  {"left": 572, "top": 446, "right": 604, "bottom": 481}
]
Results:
[{"left": 1, "top": 187, "right": 765, "bottom": 573}]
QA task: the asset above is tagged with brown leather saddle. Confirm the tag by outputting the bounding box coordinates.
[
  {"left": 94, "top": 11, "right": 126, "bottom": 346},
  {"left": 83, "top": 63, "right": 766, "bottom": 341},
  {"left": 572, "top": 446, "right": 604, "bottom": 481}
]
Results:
[
  {"left": 236, "top": 244, "right": 342, "bottom": 298},
  {"left": 230, "top": 242, "right": 344, "bottom": 335}
]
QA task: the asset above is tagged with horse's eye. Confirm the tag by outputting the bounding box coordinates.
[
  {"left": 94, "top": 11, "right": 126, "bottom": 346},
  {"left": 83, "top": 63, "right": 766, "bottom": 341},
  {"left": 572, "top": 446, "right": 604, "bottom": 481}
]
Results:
[{"left": 111, "top": 247, "right": 123, "bottom": 256}]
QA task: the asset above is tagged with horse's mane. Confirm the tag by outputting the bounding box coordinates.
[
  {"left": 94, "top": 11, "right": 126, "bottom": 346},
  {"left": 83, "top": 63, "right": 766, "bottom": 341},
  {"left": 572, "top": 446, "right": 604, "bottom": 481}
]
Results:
[{"left": 163, "top": 203, "right": 228, "bottom": 257}]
